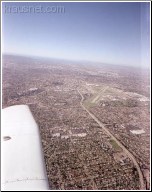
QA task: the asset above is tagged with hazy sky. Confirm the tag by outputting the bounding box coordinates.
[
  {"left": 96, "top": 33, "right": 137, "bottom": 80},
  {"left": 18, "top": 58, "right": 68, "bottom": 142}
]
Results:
[{"left": 2, "top": 2, "right": 150, "bottom": 68}]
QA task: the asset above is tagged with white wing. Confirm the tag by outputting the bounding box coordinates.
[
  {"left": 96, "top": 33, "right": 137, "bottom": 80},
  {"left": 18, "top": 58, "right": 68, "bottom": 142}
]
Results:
[{"left": 1, "top": 105, "right": 49, "bottom": 190}]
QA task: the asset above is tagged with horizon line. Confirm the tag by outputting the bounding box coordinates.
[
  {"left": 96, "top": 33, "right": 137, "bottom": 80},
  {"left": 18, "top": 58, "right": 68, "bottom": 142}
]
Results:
[{"left": 2, "top": 52, "right": 150, "bottom": 70}]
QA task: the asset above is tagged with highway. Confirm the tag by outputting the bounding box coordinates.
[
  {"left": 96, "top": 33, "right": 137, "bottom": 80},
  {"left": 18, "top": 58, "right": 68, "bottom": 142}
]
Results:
[{"left": 77, "top": 89, "right": 145, "bottom": 190}]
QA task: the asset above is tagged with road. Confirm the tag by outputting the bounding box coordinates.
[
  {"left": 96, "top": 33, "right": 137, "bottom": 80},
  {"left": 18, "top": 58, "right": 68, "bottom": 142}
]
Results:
[{"left": 77, "top": 89, "right": 145, "bottom": 190}]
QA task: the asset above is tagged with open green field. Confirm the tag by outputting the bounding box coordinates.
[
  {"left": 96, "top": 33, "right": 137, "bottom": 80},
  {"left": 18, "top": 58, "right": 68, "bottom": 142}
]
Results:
[{"left": 109, "top": 139, "right": 122, "bottom": 152}]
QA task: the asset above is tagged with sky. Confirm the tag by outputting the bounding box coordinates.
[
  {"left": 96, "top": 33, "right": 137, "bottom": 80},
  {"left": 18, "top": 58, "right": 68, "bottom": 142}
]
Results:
[{"left": 2, "top": 2, "right": 150, "bottom": 68}]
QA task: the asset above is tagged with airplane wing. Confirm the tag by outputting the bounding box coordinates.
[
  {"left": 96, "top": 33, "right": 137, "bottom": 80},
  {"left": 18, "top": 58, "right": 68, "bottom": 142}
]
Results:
[{"left": 1, "top": 105, "right": 49, "bottom": 190}]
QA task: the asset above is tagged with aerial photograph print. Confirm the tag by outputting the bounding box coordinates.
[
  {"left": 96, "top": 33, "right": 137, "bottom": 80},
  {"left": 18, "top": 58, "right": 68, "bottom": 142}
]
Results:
[{"left": 1, "top": 0, "right": 151, "bottom": 191}]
